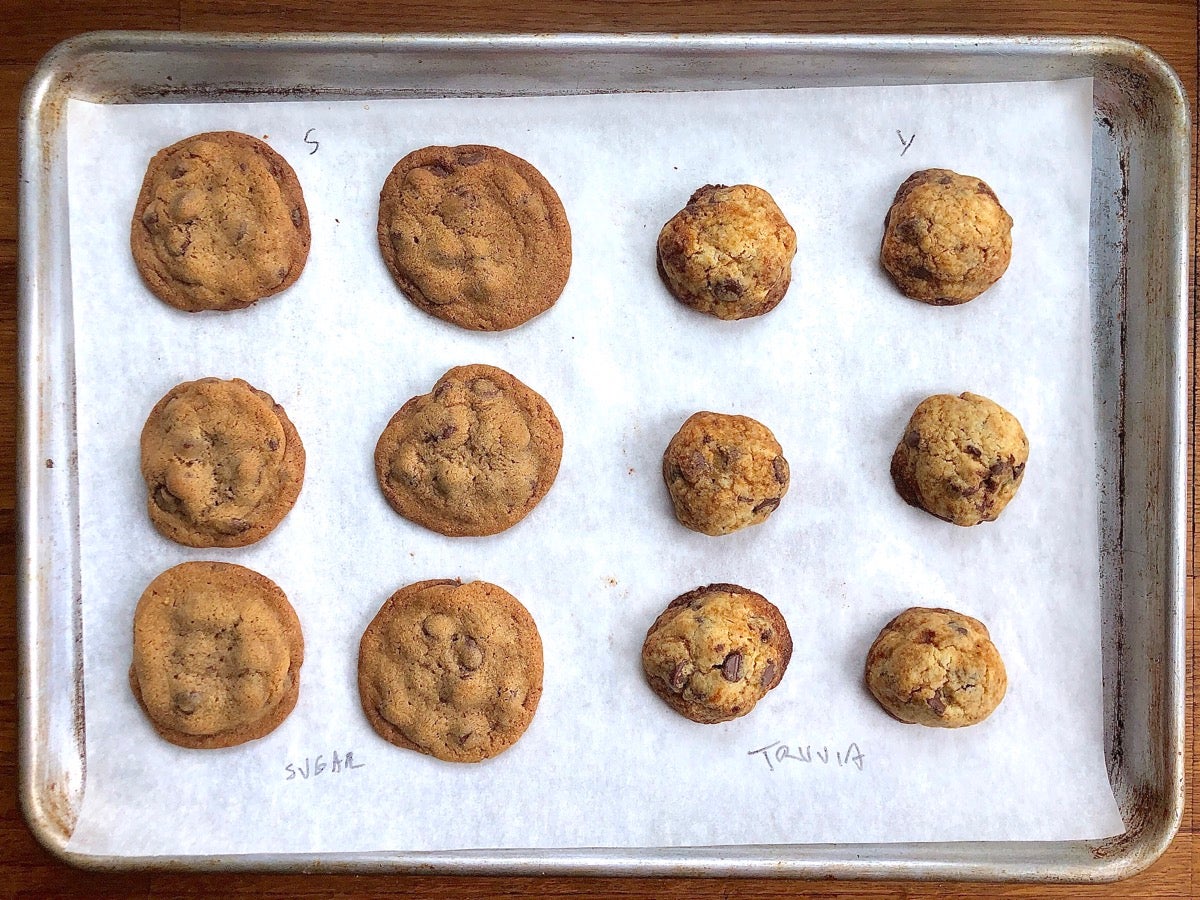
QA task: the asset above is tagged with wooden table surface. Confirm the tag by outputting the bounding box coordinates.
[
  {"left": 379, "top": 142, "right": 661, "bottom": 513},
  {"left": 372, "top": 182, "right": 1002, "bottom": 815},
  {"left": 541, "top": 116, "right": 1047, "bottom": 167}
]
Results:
[{"left": 2, "top": 2, "right": 1194, "bottom": 897}]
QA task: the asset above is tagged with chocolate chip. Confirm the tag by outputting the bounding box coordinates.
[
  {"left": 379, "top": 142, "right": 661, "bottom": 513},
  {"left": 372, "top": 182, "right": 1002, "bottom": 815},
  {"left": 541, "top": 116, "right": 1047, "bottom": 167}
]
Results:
[
  {"left": 715, "top": 444, "right": 741, "bottom": 466},
  {"left": 949, "top": 622, "right": 968, "bottom": 635},
  {"left": 425, "top": 424, "right": 457, "bottom": 443},
  {"left": 752, "top": 497, "right": 780, "bottom": 515},
  {"left": 761, "top": 660, "right": 776, "bottom": 687},
  {"left": 904, "top": 430, "right": 921, "bottom": 448},
  {"left": 173, "top": 691, "right": 202, "bottom": 715},
  {"left": 919, "top": 629, "right": 937, "bottom": 644},
  {"left": 456, "top": 635, "right": 483, "bottom": 671},
  {"left": 760, "top": 629, "right": 773, "bottom": 642},
  {"left": 896, "top": 218, "right": 921, "bottom": 243},
  {"left": 988, "top": 460, "right": 1010, "bottom": 479},
  {"left": 772, "top": 456, "right": 788, "bottom": 484},
  {"left": 291, "top": 207, "right": 302, "bottom": 227},
  {"left": 432, "top": 379, "right": 456, "bottom": 399},
  {"left": 1012, "top": 462, "right": 1026, "bottom": 480},
  {"left": 926, "top": 690, "right": 947, "bottom": 715},
  {"left": 267, "top": 438, "right": 279, "bottom": 451},
  {"left": 425, "top": 162, "right": 454, "bottom": 177},
  {"left": 908, "top": 265, "right": 934, "bottom": 281},
  {"left": 670, "top": 660, "right": 688, "bottom": 690},
  {"left": 938, "top": 175, "right": 953, "bottom": 185},
  {"left": 153, "top": 485, "right": 180, "bottom": 513},
  {"left": 716, "top": 278, "right": 745, "bottom": 298},
  {"left": 457, "top": 150, "right": 486, "bottom": 166},
  {"left": 721, "top": 651, "right": 743, "bottom": 682},
  {"left": 679, "top": 449, "right": 711, "bottom": 482},
  {"left": 965, "top": 445, "right": 982, "bottom": 459}
]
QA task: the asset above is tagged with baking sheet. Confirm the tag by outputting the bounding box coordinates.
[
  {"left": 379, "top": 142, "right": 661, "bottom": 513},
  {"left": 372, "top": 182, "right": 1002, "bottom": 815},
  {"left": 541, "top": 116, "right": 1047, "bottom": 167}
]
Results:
[{"left": 61, "top": 78, "right": 1124, "bottom": 856}]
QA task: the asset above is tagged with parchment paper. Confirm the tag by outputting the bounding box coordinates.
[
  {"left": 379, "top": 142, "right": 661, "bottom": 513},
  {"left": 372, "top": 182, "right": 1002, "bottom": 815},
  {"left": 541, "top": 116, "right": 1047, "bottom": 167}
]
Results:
[{"left": 63, "top": 78, "right": 1124, "bottom": 857}]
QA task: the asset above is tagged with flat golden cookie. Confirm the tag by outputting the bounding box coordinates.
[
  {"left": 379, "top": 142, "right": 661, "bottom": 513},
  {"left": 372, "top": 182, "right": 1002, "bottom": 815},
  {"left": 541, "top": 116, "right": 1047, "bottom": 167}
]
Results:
[
  {"left": 374, "top": 364, "right": 562, "bottom": 537},
  {"left": 662, "top": 411, "right": 789, "bottom": 535},
  {"left": 130, "top": 561, "right": 304, "bottom": 749},
  {"left": 641, "top": 583, "right": 792, "bottom": 724},
  {"left": 891, "top": 392, "right": 1028, "bottom": 526},
  {"left": 865, "top": 606, "right": 1007, "bottom": 727},
  {"left": 358, "top": 579, "right": 543, "bottom": 762},
  {"left": 657, "top": 184, "right": 796, "bottom": 320},
  {"left": 131, "top": 131, "right": 310, "bottom": 312},
  {"left": 377, "top": 144, "right": 572, "bottom": 331},
  {"left": 140, "top": 377, "right": 306, "bottom": 548},
  {"left": 880, "top": 168, "right": 1012, "bottom": 305}
]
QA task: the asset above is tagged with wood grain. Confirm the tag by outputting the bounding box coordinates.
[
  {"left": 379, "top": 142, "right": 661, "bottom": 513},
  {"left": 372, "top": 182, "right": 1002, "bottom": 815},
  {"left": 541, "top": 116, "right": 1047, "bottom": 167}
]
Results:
[{"left": 0, "top": 1, "right": 1194, "bottom": 897}]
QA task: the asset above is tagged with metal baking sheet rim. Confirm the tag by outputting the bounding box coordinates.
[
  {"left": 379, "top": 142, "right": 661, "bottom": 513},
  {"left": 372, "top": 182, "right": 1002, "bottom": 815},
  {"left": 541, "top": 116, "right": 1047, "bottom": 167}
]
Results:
[{"left": 16, "top": 32, "right": 1190, "bottom": 881}]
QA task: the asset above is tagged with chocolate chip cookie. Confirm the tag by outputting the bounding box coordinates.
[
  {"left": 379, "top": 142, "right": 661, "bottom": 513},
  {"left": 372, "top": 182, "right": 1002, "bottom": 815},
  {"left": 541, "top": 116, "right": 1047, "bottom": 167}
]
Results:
[
  {"left": 656, "top": 184, "right": 796, "bottom": 320},
  {"left": 131, "top": 131, "right": 310, "bottom": 312},
  {"left": 662, "top": 411, "right": 789, "bottom": 535},
  {"left": 130, "top": 561, "right": 304, "bottom": 749},
  {"left": 891, "top": 392, "right": 1028, "bottom": 527},
  {"left": 358, "top": 579, "right": 543, "bottom": 762},
  {"left": 374, "top": 364, "right": 562, "bottom": 537},
  {"left": 377, "top": 144, "right": 572, "bottom": 331},
  {"left": 865, "top": 606, "right": 1007, "bottom": 727},
  {"left": 880, "top": 168, "right": 1012, "bottom": 305},
  {"left": 641, "top": 583, "right": 792, "bottom": 724},
  {"left": 140, "top": 377, "right": 306, "bottom": 548}
]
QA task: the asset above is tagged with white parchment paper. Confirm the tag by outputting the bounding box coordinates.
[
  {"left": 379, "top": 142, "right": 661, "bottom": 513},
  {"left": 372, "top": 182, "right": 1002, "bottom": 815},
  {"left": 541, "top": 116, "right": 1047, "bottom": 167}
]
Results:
[{"left": 63, "top": 78, "right": 1124, "bottom": 857}]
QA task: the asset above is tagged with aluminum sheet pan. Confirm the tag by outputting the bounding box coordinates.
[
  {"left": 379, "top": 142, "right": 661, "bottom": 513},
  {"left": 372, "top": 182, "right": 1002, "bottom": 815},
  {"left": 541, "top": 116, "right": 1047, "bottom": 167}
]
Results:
[{"left": 17, "top": 32, "right": 1190, "bottom": 881}]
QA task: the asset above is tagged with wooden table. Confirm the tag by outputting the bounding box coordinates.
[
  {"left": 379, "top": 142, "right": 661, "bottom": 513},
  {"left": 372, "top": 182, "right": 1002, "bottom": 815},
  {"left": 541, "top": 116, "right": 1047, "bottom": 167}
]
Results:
[{"left": 2, "top": 2, "right": 1194, "bottom": 896}]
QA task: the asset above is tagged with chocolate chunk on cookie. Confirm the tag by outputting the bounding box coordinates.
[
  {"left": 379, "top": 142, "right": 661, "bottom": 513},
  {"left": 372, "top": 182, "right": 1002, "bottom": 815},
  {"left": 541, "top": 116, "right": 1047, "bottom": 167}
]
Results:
[
  {"left": 130, "top": 561, "right": 304, "bottom": 749},
  {"left": 374, "top": 364, "right": 562, "bottom": 537},
  {"left": 662, "top": 411, "right": 789, "bottom": 536},
  {"left": 880, "top": 168, "right": 1012, "bottom": 305},
  {"left": 641, "top": 583, "right": 792, "bottom": 724},
  {"left": 891, "top": 392, "right": 1028, "bottom": 526},
  {"left": 130, "top": 131, "right": 310, "bottom": 312},
  {"left": 377, "top": 144, "right": 572, "bottom": 331},
  {"left": 140, "top": 377, "right": 305, "bottom": 548},
  {"left": 358, "top": 579, "right": 543, "bottom": 762},
  {"left": 865, "top": 606, "right": 1007, "bottom": 727},
  {"left": 656, "top": 184, "right": 796, "bottom": 320}
]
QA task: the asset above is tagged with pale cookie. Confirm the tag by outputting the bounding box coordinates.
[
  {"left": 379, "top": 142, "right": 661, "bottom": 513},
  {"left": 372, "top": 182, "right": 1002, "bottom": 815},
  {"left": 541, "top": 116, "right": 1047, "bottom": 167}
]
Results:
[
  {"left": 130, "top": 561, "right": 304, "bottom": 749},
  {"left": 377, "top": 144, "right": 572, "bottom": 331},
  {"left": 891, "top": 392, "right": 1028, "bottom": 527},
  {"left": 880, "top": 168, "right": 1012, "bottom": 305},
  {"left": 656, "top": 184, "right": 797, "bottom": 320},
  {"left": 865, "top": 606, "right": 1007, "bottom": 728},
  {"left": 641, "top": 583, "right": 792, "bottom": 724},
  {"left": 374, "top": 364, "right": 562, "bottom": 537},
  {"left": 140, "top": 377, "right": 306, "bottom": 548},
  {"left": 358, "top": 579, "right": 543, "bottom": 762},
  {"left": 662, "top": 411, "right": 789, "bottom": 536},
  {"left": 131, "top": 131, "right": 310, "bottom": 312}
]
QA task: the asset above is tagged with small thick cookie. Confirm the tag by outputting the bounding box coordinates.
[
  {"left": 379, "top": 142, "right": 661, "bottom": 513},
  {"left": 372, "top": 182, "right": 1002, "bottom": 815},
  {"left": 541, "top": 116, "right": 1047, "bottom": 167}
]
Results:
[
  {"left": 656, "top": 184, "right": 797, "bottom": 320},
  {"left": 880, "top": 168, "right": 1012, "bottom": 305},
  {"left": 130, "top": 131, "right": 310, "bottom": 312},
  {"left": 358, "top": 579, "right": 543, "bottom": 762},
  {"left": 641, "top": 583, "right": 792, "bottom": 724},
  {"left": 130, "top": 561, "right": 304, "bottom": 749},
  {"left": 662, "top": 411, "right": 789, "bottom": 536},
  {"left": 891, "top": 392, "right": 1028, "bottom": 527},
  {"left": 865, "top": 607, "right": 1007, "bottom": 727},
  {"left": 140, "top": 377, "right": 305, "bottom": 548},
  {"left": 377, "top": 144, "right": 572, "bottom": 331},
  {"left": 374, "top": 364, "right": 562, "bottom": 537}
]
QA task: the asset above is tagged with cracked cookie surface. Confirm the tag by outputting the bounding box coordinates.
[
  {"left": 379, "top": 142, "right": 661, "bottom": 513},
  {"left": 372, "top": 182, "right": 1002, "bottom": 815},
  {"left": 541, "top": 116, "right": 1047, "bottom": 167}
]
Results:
[
  {"left": 662, "top": 411, "right": 789, "bottom": 535},
  {"left": 891, "top": 392, "right": 1028, "bottom": 527},
  {"left": 130, "top": 561, "right": 304, "bottom": 749},
  {"left": 140, "top": 377, "right": 305, "bottom": 548},
  {"left": 374, "top": 364, "right": 562, "bottom": 537},
  {"left": 656, "top": 184, "right": 796, "bottom": 320},
  {"left": 641, "top": 583, "right": 791, "bottom": 724},
  {"left": 358, "top": 579, "right": 543, "bottom": 762},
  {"left": 377, "top": 144, "right": 572, "bottom": 331},
  {"left": 865, "top": 606, "right": 1006, "bottom": 727},
  {"left": 880, "top": 168, "right": 1012, "bottom": 305},
  {"left": 131, "top": 131, "right": 310, "bottom": 312}
]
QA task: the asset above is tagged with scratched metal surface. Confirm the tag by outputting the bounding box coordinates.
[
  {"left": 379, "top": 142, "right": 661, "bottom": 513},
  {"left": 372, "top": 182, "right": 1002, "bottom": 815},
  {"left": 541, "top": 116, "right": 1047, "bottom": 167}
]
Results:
[{"left": 16, "top": 33, "right": 1190, "bottom": 880}]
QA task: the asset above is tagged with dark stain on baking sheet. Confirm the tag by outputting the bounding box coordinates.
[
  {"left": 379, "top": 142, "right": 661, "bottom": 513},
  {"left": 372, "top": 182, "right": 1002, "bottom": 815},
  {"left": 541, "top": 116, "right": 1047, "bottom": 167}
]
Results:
[{"left": 1090, "top": 781, "right": 1154, "bottom": 859}]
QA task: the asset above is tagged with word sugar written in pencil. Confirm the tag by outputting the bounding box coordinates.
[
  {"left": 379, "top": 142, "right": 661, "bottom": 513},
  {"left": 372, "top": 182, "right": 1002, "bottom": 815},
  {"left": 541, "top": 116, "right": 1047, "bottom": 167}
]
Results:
[
  {"left": 748, "top": 740, "right": 865, "bottom": 773},
  {"left": 284, "top": 749, "right": 365, "bottom": 781}
]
